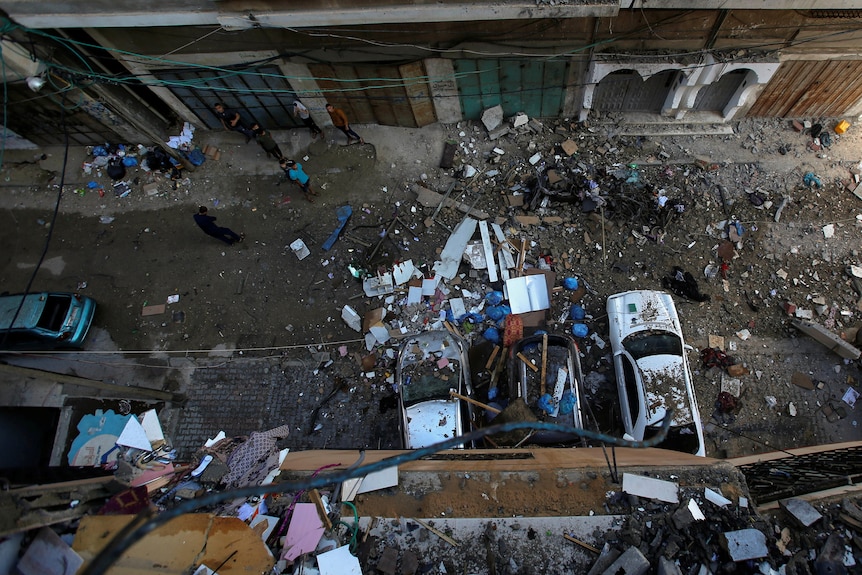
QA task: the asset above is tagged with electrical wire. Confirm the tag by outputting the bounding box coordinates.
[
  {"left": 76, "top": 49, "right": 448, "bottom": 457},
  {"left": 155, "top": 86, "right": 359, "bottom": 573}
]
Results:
[
  {"left": 0, "top": 80, "right": 69, "bottom": 349},
  {"left": 6, "top": 14, "right": 862, "bottom": 102},
  {"left": 78, "top": 415, "right": 673, "bottom": 575}
]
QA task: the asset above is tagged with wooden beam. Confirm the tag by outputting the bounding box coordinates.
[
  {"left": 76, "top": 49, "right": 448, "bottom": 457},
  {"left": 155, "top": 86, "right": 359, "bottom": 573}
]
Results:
[
  {"left": 0, "top": 363, "right": 183, "bottom": 403},
  {"left": 517, "top": 352, "right": 538, "bottom": 372},
  {"left": 450, "top": 390, "right": 501, "bottom": 414}
]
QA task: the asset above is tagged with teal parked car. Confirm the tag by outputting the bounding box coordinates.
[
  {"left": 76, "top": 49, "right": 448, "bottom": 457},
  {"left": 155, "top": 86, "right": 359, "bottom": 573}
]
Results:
[{"left": 0, "top": 292, "right": 96, "bottom": 349}]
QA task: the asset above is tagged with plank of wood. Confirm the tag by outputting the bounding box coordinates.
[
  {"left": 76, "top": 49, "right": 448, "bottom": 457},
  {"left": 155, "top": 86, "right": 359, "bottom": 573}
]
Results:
[
  {"left": 563, "top": 533, "right": 600, "bottom": 554},
  {"left": 517, "top": 352, "right": 538, "bottom": 372},
  {"left": 518, "top": 239, "right": 527, "bottom": 275},
  {"left": 485, "top": 345, "right": 501, "bottom": 370},
  {"left": 489, "top": 347, "right": 508, "bottom": 387},
  {"left": 491, "top": 223, "right": 516, "bottom": 269},
  {"left": 450, "top": 390, "right": 501, "bottom": 414},
  {"left": 540, "top": 334, "right": 548, "bottom": 396},
  {"left": 309, "top": 489, "right": 333, "bottom": 530},
  {"left": 411, "top": 517, "right": 460, "bottom": 547}
]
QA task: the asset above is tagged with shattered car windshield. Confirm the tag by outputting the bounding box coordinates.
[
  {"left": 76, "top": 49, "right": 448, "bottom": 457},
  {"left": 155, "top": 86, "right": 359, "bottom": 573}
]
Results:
[
  {"left": 402, "top": 373, "right": 457, "bottom": 405},
  {"left": 622, "top": 331, "right": 682, "bottom": 360}
]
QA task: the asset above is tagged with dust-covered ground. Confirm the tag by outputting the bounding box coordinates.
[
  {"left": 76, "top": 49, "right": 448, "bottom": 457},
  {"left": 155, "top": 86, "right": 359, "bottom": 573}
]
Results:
[{"left": 0, "top": 115, "right": 860, "bottom": 460}]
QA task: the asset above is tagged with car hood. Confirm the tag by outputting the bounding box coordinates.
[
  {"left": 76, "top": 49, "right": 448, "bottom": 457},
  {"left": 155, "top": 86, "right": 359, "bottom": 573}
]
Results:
[
  {"left": 635, "top": 354, "right": 693, "bottom": 427},
  {"left": 607, "top": 290, "right": 680, "bottom": 344},
  {"left": 405, "top": 399, "right": 459, "bottom": 449}
]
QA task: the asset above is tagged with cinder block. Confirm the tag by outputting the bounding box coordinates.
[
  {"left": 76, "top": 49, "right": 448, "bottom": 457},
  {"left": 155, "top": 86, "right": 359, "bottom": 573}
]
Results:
[{"left": 601, "top": 547, "right": 649, "bottom": 575}]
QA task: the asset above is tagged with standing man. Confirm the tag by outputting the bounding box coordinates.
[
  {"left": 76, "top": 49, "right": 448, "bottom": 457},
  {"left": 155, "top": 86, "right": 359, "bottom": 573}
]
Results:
[
  {"left": 325, "top": 103, "right": 363, "bottom": 145},
  {"left": 292, "top": 100, "right": 323, "bottom": 139},
  {"left": 280, "top": 159, "right": 318, "bottom": 203},
  {"left": 213, "top": 102, "right": 255, "bottom": 143},
  {"left": 251, "top": 124, "right": 284, "bottom": 161},
  {"left": 193, "top": 206, "right": 244, "bottom": 245}
]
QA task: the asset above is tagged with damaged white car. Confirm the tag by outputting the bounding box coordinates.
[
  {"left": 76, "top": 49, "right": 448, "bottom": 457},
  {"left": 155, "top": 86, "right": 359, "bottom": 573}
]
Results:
[
  {"left": 396, "top": 331, "right": 475, "bottom": 449},
  {"left": 607, "top": 290, "right": 706, "bottom": 457}
]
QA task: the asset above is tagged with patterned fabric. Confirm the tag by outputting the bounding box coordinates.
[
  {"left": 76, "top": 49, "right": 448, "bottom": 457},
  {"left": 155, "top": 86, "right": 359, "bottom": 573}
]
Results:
[
  {"left": 504, "top": 314, "right": 523, "bottom": 348},
  {"left": 222, "top": 424, "right": 291, "bottom": 488}
]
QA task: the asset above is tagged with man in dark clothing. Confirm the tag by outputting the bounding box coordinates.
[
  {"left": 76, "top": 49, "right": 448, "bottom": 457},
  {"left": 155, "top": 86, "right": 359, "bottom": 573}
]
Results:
[
  {"left": 252, "top": 124, "right": 284, "bottom": 160},
  {"left": 193, "top": 206, "right": 244, "bottom": 245},
  {"left": 213, "top": 102, "right": 255, "bottom": 143}
]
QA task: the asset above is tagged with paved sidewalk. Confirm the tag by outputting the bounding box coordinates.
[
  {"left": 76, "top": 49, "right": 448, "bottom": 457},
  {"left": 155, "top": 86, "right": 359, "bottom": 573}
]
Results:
[{"left": 171, "top": 353, "right": 401, "bottom": 458}]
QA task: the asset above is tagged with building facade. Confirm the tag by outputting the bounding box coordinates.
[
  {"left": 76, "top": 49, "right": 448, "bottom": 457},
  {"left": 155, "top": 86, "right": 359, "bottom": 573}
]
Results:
[{"left": 3, "top": 1, "right": 862, "bottom": 146}]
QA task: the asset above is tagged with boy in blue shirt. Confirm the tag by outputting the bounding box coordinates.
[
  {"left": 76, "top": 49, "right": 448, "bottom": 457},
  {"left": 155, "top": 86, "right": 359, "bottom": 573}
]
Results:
[{"left": 280, "top": 159, "right": 318, "bottom": 203}]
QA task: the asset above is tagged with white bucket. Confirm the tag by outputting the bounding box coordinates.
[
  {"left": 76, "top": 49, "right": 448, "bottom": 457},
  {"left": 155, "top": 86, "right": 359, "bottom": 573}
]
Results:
[{"left": 290, "top": 238, "right": 310, "bottom": 260}]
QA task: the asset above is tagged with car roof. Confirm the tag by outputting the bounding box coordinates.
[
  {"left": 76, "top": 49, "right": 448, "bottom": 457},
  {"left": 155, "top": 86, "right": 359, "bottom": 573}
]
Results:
[
  {"left": 607, "top": 290, "right": 679, "bottom": 339},
  {"left": 0, "top": 293, "right": 51, "bottom": 330}
]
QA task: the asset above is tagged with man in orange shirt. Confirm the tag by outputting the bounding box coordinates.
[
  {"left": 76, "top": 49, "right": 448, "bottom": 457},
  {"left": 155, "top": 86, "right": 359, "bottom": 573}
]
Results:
[{"left": 325, "top": 103, "right": 364, "bottom": 145}]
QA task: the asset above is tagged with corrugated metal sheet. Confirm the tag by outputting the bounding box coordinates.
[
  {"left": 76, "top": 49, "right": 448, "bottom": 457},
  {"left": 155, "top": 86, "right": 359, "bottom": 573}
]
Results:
[
  {"left": 3, "top": 83, "right": 127, "bottom": 146},
  {"left": 453, "top": 59, "right": 568, "bottom": 119},
  {"left": 748, "top": 60, "right": 862, "bottom": 117},
  {"left": 693, "top": 69, "right": 747, "bottom": 111},
  {"left": 154, "top": 65, "right": 301, "bottom": 129},
  {"left": 592, "top": 70, "right": 676, "bottom": 113},
  {"left": 310, "top": 63, "right": 432, "bottom": 128}
]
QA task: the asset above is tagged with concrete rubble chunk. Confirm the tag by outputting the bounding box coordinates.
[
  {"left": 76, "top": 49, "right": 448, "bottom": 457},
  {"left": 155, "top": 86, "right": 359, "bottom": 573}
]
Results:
[
  {"left": 587, "top": 543, "right": 621, "bottom": 575},
  {"left": 780, "top": 498, "right": 823, "bottom": 527},
  {"left": 720, "top": 528, "right": 768, "bottom": 562},
  {"left": 601, "top": 546, "right": 650, "bottom": 575},
  {"left": 376, "top": 546, "right": 398, "bottom": 575},
  {"left": 512, "top": 112, "right": 529, "bottom": 127},
  {"left": 488, "top": 125, "right": 510, "bottom": 140},
  {"left": 815, "top": 532, "right": 846, "bottom": 573},
  {"left": 481, "top": 105, "right": 504, "bottom": 131},
  {"left": 792, "top": 318, "right": 861, "bottom": 360},
  {"left": 621, "top": 473, "right": 679, "bottom": 504},
  {"left": 657, "top": 557, "right": 683, "bottom": 575},
  {"left": 561, "top": 139, "right": 579, "bottom": 156},
  {"left": 341, "top": 305, "right": 361, "bottom": 332}
]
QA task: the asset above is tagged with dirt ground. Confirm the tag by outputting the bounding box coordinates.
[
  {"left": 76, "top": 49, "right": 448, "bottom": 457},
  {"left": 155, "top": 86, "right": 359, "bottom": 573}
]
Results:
[{"left": 1, "top": 114, "right": 861, "bottom": 460}]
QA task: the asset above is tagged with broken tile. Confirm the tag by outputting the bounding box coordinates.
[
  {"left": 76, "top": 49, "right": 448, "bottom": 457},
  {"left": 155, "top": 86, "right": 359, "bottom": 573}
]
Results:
[
  {"left": 720, "top": 529, "right": 768, "bottom": 562},
  {"left": 780, "top": 498, "right": 823, "bottom": 527},
  {"left": 621, "top": 473, "right": 679, "bottom": 504}
]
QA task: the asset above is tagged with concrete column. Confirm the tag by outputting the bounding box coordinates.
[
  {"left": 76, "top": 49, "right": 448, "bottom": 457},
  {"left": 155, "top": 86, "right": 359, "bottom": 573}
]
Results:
[
  {"left": 278, "top": 61, "right": 331, "bottom": 127},
  {"left": 425, "top": 58, "right": 462, "bottom": 124}
]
